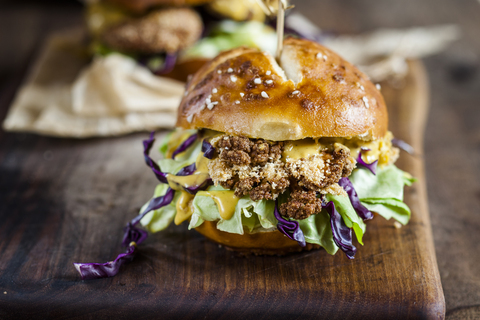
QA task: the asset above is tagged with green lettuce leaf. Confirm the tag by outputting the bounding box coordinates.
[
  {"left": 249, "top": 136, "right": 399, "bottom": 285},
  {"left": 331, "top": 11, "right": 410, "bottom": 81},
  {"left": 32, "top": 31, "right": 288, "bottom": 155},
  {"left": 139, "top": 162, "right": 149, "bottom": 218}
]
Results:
[
  {"left": 188, "top": 185, "right": 276, "bottom": 235},
  {"left": 171, "top": 138, "right": 202, "bottom": 164},
  {"left": 141, "top": 137, "right": 413, "bottom": 256},
  {"left": 238, "top": 197, "right": 276, "bottom": 230},
  {"left": 349, "top": 165, "right": 412, "bottom": 224},
  {"left": 362, "top": 199, "right": 411, "bottom": 225},
  {"left": 349, "top": 165, "right": 406, "bottom": 200},
  {"left": 156, "top": 138, "right": 202, "bottom": 175},
  {"left": 296, "top": 211, "right": 339, "bottom": 255},
  {"left": 158, "top": 132, "right": 172, "bottom": 157},
  {"left": 182, "top": 20, "right": 277, "bottom": 59},
  {"left": 325, "top": 194, "right": 366, "bottom": 245},
  {"left": 157, "top": 158, "right": 192, "bottom": 175},
  {"left": 140, "top": 183, "right": 180, "bottom": 233}
]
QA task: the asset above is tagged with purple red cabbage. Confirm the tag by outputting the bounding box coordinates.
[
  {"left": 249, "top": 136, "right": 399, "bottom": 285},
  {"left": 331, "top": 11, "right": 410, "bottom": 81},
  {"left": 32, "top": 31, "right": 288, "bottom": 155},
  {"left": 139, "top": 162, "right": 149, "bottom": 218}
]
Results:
[
  {"left": 74, "top": 188, "right": 175, "bottom": 280},
  {"left": 143, "top": 132, "right": 168, "bottom": 183},
  {"left": 172, "top": 163, "right": 214, "bottom": 194},
  {"left": 174, "top": 162, "right": 213, "bottom": 194},
  {"left": 392, "top": 138, "right": 415, "bottom": 155},
  {"left": 75, "top": 132, "right": 212, "bottom": 280},
  {"left": 139, "top": 53, "right": 178, "bottom": 76},
  {"left": 121, "top": 223, "right": 148, "bottom": 247},
  {"left": 323, "top": 201, "right": 356, "bottom": 259},
  {"left": 131, "top": 188, "right": 175, "bottom": 226},
  {"left": 338, "top": 177, "right": 373, "bottom": 221},
  {"left": 73, "top": 245, "right": 137, "bottom": 280},
  {"left": 183, "top": 178, "right": 213, "bottom": 195},
  {"left": 171, "top": 133, "right": 198, "bottom": 159},
  {"left": 356, "top": 149, "right": 378, "bottom": 175},
  {"left": 176, "top": 163, "right": 197, "bottom": 176},
  {"left": 201, "top": 139, "right": 215, "bottom": 159},
  {"left": 145, "top": 132, "right": 212, "bottom": 194},
  {"left": 150, "top": 53, "right": 177, "bottom": 75},
  {"left": 274, "top": 201, "right": 306, "bottom": 247}
]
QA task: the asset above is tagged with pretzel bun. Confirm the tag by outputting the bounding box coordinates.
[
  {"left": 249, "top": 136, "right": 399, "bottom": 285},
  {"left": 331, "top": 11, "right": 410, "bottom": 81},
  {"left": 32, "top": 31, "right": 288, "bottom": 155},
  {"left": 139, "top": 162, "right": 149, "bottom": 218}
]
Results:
[
  {"left": 177, "top": 37, "right": 388, "bottom": 141},
  {"left": 195, "top": 221, "right": 320, "bottom": 255}
]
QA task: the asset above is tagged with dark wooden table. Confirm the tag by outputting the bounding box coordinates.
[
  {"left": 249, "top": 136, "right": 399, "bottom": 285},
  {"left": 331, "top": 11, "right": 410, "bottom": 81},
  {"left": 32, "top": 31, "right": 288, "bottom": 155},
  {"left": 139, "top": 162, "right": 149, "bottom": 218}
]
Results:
[{"left": 1, "top": 0, "right": 479, "bottom": 319}]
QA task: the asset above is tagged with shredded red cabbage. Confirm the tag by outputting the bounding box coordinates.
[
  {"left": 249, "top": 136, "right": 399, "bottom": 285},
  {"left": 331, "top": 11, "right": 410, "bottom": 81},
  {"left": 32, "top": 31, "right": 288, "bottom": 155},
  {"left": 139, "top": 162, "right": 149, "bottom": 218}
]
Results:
[
  {"left": 73, "top": 244, "right": 137, "bottom": 280},
  {"left": 139, "top": 52, "right": 178, "bottom": 75},
  {"left": 392, "top": 138, "right": 415, "bottom": 154},
  {"left": 75, "top": 132, "right": 217, "bottom": 280},
  {"left": 121, "top": 223, "right": 148, "bottom": 247},
  {"left": 184, "top": 178, "right": 213, "bottom": 195},
  {"left": 274, "top": 201, "right": 306, "bottom": 247},
  {"left": 323, "top": 201, "right": 356, "bottom": 259},
  {"left": 74, "top": 188, "right": 175, "bottom": 280},
  {"left": 175, "top": 162, "right": 214, "bottom": 194},
  {"left": 176, "top": 163, "right": 197, "bottom": 176},
  {"left": 338, "top": 177, "right": 373, "bottom": 221},
  {"left": 154, "top": 53, "right": 177, "bottom": 75},
  {"left": 143, "top": 132, "right": 168, "bottom": 183},
  {"left": 145, "top": 133, "right": 213, "bottom": 195},
  {"left": 131, "top": 188, "right": 175, "bottom": 226},
  {"left": 171, "top": 133, "right": 198, "bottom": 159},
  {"left": 201, "top": 139, "right": 215, "bottom": 159},
  {"left": 356, "top": 149, "right": 378, "bottom": 175}
]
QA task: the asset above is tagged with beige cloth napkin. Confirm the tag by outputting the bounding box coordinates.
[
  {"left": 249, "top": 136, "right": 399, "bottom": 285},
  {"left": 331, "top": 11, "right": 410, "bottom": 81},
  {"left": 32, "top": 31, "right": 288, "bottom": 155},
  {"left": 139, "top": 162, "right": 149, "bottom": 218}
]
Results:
[{"left": 3, "top": 29, "right": 183, "bottom": 138}]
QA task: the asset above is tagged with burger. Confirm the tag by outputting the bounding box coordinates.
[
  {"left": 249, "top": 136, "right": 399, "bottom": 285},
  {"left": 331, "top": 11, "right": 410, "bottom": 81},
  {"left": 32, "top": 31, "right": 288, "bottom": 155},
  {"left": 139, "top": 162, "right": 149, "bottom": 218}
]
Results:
[
  {"left": 84, "top": 0, "right": 275, "bottom": 81},
  {"left": 137, "top": 37, "right": 414, "bottom": 258}
]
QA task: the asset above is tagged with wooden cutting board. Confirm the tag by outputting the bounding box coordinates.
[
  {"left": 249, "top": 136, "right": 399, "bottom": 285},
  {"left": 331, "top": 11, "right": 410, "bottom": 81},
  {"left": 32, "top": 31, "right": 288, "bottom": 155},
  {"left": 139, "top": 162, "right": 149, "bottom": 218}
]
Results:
[{"left": 0, "top": 60, "right": 445, "bottom": 319}]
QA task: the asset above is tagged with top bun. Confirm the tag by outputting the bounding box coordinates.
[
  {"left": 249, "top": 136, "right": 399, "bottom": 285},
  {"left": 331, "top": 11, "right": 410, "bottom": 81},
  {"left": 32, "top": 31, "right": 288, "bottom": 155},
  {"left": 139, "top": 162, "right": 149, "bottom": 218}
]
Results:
[{"left": 177, "top": 38, "right": 388, "bottom": 141}]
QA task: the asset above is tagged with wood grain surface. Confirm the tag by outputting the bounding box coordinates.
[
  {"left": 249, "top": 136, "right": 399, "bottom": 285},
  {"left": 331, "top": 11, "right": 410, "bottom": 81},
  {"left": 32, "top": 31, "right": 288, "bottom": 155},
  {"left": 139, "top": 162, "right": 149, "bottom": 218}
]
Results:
[
  {"left": 1, "top": 0, "right": 479, "bottom": 319},
  {"left": 0, "top": 51, "right": 444, "bottom": 320}
]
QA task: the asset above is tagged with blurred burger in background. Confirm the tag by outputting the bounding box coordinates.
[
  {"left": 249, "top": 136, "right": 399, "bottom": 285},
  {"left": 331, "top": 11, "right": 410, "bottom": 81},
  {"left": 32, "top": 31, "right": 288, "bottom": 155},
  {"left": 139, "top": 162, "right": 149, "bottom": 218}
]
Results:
[{"left": 83, "top": 0, "right": 277, "bottom": 81}]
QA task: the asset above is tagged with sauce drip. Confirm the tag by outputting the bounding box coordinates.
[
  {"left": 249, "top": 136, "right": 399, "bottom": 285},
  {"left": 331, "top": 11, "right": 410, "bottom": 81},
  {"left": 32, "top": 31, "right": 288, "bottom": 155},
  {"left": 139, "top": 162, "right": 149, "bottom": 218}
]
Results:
[
  {"left": 195, "top": 153, "right": 209, "bottom": 174},
  {"left": 167, "top": 153, "right": 210, "bottom": 191},
  {"left": 198, "top": 191, "right": 239, "bottom": 220},
  {"left": 174, "top": 191, "right": 195, "bottom": 225},
  {"left": 282, "top": 139, "right": 323, "bottom": 160},
  {"left": 167, "top": 173, "right": 209, "bottom": 191}
]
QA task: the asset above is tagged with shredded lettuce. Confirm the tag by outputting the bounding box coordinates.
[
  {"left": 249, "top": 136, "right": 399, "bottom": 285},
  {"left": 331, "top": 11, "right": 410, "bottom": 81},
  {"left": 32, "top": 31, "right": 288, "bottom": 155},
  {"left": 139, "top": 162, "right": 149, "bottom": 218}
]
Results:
[
  {"left": 182, "top": 20, "right": 277, "bottom": 60},
  {"left": 296, "top": 211, "right": 338, "bottom": 255},
  {"left": 170, "top": 138, "right": 202, "bottom": 163},
  {"left": 188, "top": 185, "right": 276, "bottom": 234},
  {"left": 140, "top": 184, "right": 180, "bottom": 233},
  {"left": 362, "top": 199, "right": 411, "bottom": 225},
  {"left": 349, "top": 165, "right": 413, "bottom": 225},
  {"left": 141, "top": 130, "right": 414, "bottom": 256},
  {"left": 350, "top": 165, "right": 408, "bottom": 200},
  {"left": 158, "top": 132, "right": 173, "bottom": 157},
  {"left": 325, "top": 194, "right": 366, "bottom": 245},
  {"left": 140, "top": 138, "right": 203, "bottom": 232}
]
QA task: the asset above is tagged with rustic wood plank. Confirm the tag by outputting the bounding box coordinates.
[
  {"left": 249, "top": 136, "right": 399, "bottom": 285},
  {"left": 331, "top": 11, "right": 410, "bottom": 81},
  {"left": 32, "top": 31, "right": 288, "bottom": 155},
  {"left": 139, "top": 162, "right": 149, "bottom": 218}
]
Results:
[
  {"left": 12, "top": 0, "right": 480, "bottom": 317},
  {"left": 0, "top": 55, "right": 444, "bottom": 318}
]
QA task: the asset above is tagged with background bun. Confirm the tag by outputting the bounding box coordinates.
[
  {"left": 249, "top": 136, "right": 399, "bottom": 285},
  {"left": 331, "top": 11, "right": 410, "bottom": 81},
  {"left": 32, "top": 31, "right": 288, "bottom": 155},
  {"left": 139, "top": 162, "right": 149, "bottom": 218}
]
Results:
[
  {"left": 102, "top": 7, "right": 203, "bottom": 54},
  {"left": 177, "top": 38, "right": 388, "bottom": 141},
  {"left": 195, "top": 221, "right": 320, "bottom": 255}
]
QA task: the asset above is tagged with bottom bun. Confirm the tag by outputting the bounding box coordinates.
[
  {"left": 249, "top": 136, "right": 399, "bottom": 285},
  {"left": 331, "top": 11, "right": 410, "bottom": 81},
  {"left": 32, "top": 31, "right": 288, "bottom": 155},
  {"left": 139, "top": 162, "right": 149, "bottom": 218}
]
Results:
[{"left": 194, "top": 221, "right": 321, "bottom": 255}]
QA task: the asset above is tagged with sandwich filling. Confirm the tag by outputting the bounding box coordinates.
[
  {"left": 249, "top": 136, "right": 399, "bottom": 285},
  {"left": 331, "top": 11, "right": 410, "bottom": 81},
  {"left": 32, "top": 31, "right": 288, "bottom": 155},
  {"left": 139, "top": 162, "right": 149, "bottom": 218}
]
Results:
[{"left": 140, "top": 129, "right": 413, "bottom": 257}]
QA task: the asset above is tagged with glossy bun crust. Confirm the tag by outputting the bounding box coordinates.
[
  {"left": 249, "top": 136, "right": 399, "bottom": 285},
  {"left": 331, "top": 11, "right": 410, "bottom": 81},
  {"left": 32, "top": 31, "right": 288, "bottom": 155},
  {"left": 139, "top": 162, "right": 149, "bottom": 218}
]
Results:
[
  {"left": 195, "top": 221, "right": 320, "bottom": 255},
  {"left": 177, "top": 38, "right": 388, "bottom": 141}
]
